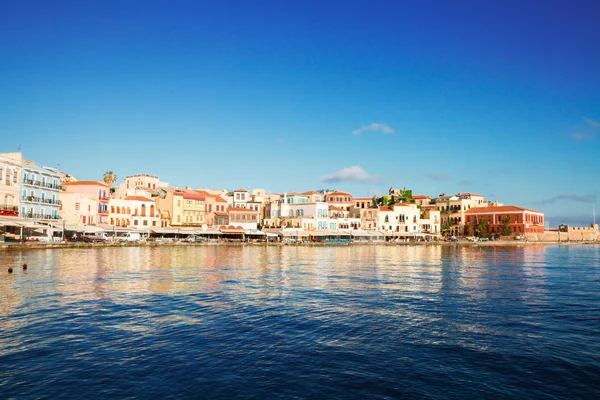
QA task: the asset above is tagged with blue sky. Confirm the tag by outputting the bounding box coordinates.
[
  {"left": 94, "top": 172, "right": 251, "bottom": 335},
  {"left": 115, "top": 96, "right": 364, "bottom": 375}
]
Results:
[{"left": 1, "top": 0, "right": 599, "bottom": 226}]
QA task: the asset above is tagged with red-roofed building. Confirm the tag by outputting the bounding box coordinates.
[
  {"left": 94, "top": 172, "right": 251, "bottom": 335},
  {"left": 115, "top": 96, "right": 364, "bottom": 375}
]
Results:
[
  {"left": 60, "top": 180, "right": 111, "bottom": 225},
  {"left": 106, "top": 196, "right": 160, "bottom": 229},
  {"left": 465, "top": 206, "right": 545, "bottom": 236},
  {"left": 326, "top": 190, "right": 353, "bottom": 212},
  {"left": 227, "top": 206, "right": 259, "bottom": 230},
  {"left": 412, "top": 195, "right": 431, "bottom": 207}
]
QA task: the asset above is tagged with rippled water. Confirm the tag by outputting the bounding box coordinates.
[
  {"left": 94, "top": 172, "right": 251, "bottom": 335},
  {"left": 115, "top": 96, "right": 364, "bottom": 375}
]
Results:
[{"left": 1, "top": 245, "right": 599, "bottom": 399}]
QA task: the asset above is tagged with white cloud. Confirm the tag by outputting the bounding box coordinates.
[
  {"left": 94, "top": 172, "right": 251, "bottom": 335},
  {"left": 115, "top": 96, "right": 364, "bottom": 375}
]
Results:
[
  {"left": 320, "top": 166, "right": 379, "bottom": 184},
  {"left": 352, "top": 123, "right": 395, "bottom": 135}
]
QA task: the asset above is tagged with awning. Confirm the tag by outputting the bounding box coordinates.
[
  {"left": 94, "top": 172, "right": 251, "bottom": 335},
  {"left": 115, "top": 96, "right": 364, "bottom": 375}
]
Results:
[
  {"left": 350, "top": 230, "right": 372, "bottom": 237},
  {"left": 220, "top": 225, "right": 245, "bottom": 234},
  {"left": 280, "top": 229, "right": 310, "bottom": 237},
  {"left": 84, "top": 226, "right": 105, "bottom": 233},
  {"left": 245, "top": 229, "right": 265, "bottom": 235},
  {"left": 0, "top": 218, "right": 21, "bottom": 227}
]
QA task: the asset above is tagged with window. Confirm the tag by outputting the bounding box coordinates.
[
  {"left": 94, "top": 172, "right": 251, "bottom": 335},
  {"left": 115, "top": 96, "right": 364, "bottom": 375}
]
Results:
[
  {"left": 143, "top": 220, "right": 148, "bottom": 226},
  {"left": 82, "top": 216, "right": 86, "bottom": 224},
  {"left": 134, "top": 220, "right": 138, "bottom": 226},
  {"left": 177, "top": 216, "right": 181, "bottom": 222},
  {"left": 75, "top": 203, "right": 80, "bottom": 211},
  {"left": 177, "top": 200, "right": 181, "bottom": 207}
]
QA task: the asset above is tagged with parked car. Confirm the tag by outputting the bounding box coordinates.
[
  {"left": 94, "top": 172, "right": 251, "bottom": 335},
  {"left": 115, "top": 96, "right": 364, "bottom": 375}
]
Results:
[
  {"left": 450, "top": 236, "right": 459, "bottom": 242},
  {"left": 82, "top": 232, "right": 110, "bottom": 243},
  {"left": 118, "top": 232, "right": 142, "bottom": 242}
]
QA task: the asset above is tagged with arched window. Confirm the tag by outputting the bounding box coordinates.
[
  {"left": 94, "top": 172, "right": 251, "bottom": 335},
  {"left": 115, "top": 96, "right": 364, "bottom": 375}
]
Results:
[
  {"left": 141, "top": 204, "right": 146, "bottom": 217},
  {"left": 384, "top": 215, "right": 389, "bottom": 223}
]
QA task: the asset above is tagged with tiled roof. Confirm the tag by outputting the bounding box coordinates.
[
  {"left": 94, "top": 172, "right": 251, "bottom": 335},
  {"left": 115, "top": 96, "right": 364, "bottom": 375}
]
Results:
[
  {"left": 328, "top": 205, "right": 344, "bottom": 211},
  {"left": 465, "top": 206, "right": 542, "bottom": 214},
  {"left": 301, "top": 191, "right": 321, "bottom": 195},
  {"left": 413, "top": 195, "right": 429, "bottom": 199},
  {"left": 233, "top": 188, "right": 248, "bottom": 192},
  {"left": 214, "top": 196, "right": 228, "bottom": 203},
  {"left": 214, "top": 212, "right": 228, "bottom": 216},
  {"left": 63, "top": 180, "right": 108, "bottom": 187},
  {"left": 353, "top": 197, "right": 373, "bottom": 201},
  {"left": 379, "top": 206, "right": 393, "bottom": 212},
  {"left": 327, "top": 191, "right": 351, "bottom": 196},
  {"left": 124, "top": 196, "right": 154, "bottom": 202},
  {"left": 179, "top": 192, "right": 205, "bottom": 200}
]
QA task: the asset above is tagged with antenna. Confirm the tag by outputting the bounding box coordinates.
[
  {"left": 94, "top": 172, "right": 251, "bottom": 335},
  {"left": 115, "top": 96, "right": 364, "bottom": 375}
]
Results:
[{"left": 594, "top": 204, "right": 596, "bottom": 225}]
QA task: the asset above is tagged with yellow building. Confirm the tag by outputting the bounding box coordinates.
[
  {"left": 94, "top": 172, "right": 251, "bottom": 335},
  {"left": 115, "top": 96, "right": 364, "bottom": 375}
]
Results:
[{"left": 172, "top": 191, "right": 205, "bottom": 226}]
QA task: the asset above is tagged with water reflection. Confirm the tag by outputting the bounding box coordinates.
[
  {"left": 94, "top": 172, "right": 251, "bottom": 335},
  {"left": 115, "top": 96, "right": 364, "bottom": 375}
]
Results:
[
  {"left": 0, "top": 245, "right": 585, "bottom": 317},
  {"left": 1, "top": 245, "right": 600, "bottom": 399}
]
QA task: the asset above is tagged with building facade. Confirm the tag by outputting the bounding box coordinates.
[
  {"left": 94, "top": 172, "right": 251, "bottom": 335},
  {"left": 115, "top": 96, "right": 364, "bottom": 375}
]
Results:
[
  {"left": 0, "top": 153, "right": 21, "bottom": 217},
  {"left": 465, "top": 206, "right": 545, "bottom": 236},
  {"left": 20, "top": 162, "right": 61, "bottom": 220},
  {"left": 435, "top": 193, "right": 488, "bottom": 236},
  {"left": 61, "top": 181, "right": 110, "bottom": 225}
]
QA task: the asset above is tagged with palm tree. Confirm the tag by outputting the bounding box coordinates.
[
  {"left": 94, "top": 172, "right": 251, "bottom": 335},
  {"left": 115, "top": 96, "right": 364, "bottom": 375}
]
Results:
[{"left": 103, "top": 171, "right": 118, "bottom": 188}]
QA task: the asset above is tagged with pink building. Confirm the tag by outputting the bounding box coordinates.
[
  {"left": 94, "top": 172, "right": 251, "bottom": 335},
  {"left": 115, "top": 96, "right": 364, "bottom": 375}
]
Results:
[{"left": 61, "top": 181, "right": 110, "bottom": 225}]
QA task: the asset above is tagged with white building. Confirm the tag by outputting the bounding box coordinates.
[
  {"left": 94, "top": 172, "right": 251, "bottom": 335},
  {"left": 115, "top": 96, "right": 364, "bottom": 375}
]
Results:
[
  {"left": 0, "top": 152, "right": 21, "bottom": 217},
  {"left": 106, "top": 196, "right": 160, "bottom": 230},
  {"left": 60, "top": 192, "right": 99, "bottom": 229},
  {"left": 378, "top": 203, "right": 421, "bottom": 234}
]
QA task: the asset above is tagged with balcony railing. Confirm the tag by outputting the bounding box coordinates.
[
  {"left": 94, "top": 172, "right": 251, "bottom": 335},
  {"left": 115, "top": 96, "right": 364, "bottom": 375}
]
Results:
[
  {"left": 22, "top": 179, "right": 62, "bottom": 190},
  {"left": 21, "top": 196, "right": 61, "bottom": 205},
  {"left": 22, "top": 213, "right": 60, "bottom": 220}
]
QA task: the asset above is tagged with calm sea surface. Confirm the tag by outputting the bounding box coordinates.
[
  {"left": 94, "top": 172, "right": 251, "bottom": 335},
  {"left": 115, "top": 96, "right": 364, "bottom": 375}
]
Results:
[{"left": 1, "top": 245, "right": 599, "bottom": 399}]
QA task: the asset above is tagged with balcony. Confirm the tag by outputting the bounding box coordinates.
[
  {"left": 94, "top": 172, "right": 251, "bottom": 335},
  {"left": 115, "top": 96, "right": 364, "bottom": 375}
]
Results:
[
  {"left": 99, "top": 209, "right": 109, "bottom": 215},
  {"left": 22, "top": 179, "right": 62, "bottom": 190},
  {"left": 21, "top": 196, "right": 61, "bottom": 205},
  {"left": 22, "top": 213, "right": 60, "bottom": 220}
]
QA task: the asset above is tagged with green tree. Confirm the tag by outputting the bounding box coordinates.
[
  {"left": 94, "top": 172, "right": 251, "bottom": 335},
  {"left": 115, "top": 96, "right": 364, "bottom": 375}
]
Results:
[
  {"left": 441, "top": 223, "right": 451, "bottom": 236},
  {"left": 103, "top": 171, "right": 118, "bottom": 188},
  {"left": 478, "top": 217, "right": 489, "bottom": 238},
  {"left": 501, "top": 216, "right": 512, "bottom": 236},
  {"left": 467, "top": 222, "right": 475, "bottom": 237}
]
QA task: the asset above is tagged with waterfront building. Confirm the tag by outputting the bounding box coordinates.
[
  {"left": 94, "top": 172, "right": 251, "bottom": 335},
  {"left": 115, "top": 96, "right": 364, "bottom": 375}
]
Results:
[
  {"left": 325, "top": 190, "right": 353, "bottom": 212},
  {"left": 263, "top": 193, "right": 329, "bottom": 230},
  {"left": 107, "top": 196, "right": 160, "bottom": 229},
  {"left": 156, "top": 189, "right": 205, "bottom": 227},
  {"left": 0, "top": 152, "right": 21, "bottom": 217},
  {"left": 20, "top": 159, "right": 61, "bottom": 220},
  {"left": 172, "top": 191, "right": 205, "bottom": 226},
  {"left": 59, "top": 192, "right": 99, "bottom": 229},
  {"left": 465, "top": 206, "right": 545, "bottom": 236},
  {"left": 378, "top": 203, "right": 421, "bottom": 234},
  {"left": 420, "top": 208, "right": 441, "bottom": 235},
  {"left": 435, "top": 192, "right": 488, "bottom": 236},
  {"left": 227, "top": 207, "right": 259, "bottom": 230},
  {"left": 61, "top": 181, "right": 110, "bottom": 225}
]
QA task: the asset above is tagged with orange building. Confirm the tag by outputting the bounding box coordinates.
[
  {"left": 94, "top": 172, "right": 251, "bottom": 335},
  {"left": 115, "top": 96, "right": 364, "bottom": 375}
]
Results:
[{"left": 465, "top": 206, "right": 544, "bottom": 235}]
